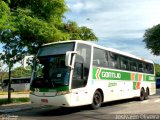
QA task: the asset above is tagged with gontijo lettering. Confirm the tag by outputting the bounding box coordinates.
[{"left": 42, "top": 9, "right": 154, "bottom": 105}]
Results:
[{"left": 102, "top": 71, "right": 121, "bottom": 79}]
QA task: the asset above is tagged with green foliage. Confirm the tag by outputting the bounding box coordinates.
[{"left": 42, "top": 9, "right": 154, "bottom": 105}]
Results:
[
  {"left": 0, "top": 63, "right": 8, "bottom": 81},
  {"left": 0, "top": 0, "right": 98, "bottom": 101},
  {"left": 64, "top": 21, "right": 98, "bottom": 40},
  {"left": 30, "top": 0, "right": 68, "bottom": 24},
  {"left": 155, "top": 63, "right": 160, "bottom": 77},
  {"left": 1, "top": 66, "right": 32, "bottom": 81},
  {"left": 3, "top": 0, "right": 67, "bottom": 23},
  {"left": 11, "top": 66, "right": 32, "bottom": 78},
  {"left": 143, "top": 24, "right": 160, "bottom": 55},
  {"left": 0, "top": 1, "right": 69, "bottom": 60},
  {"left": 0, "top": 97, "right": 29, "bottom": 105},
  {"left": 14, "top": 8, "right": 69, "bottom": 53},
  {"left": 0, "top": 0, "right": 98, "bottom": 66}
]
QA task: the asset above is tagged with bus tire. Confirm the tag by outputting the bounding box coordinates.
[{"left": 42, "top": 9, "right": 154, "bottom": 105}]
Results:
[
  {"left": 140, "top": 88, "right": 145, "bottom": 101},
  {"left": 91, "top": 90, "right": 102, "bottom": 109},
  {"left": 145, "top": 88, "right": 149, "bottom": 100}
]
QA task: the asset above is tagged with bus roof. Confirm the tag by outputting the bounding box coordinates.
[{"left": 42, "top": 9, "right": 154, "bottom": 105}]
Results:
[{"left": 42, "top": 40, "right": 154, "bottom": 64}]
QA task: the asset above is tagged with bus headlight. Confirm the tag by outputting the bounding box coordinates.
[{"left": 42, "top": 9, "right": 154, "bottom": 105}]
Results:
[
  {"left": 56, "top": 90, "right": 71, "bottom": 96},
  {"left": 30, "top": 91, "right": 34, "bottom": 94}
]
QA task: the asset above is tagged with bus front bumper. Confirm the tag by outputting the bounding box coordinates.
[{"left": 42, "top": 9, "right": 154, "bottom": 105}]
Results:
[{"left": 30, "top": 93, "right": 71, "bottom": 107}]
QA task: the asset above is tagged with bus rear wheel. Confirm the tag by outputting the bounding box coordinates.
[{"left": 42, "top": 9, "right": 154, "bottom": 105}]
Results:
[
  {"left": 140, "top": 88, "right": 145, "bottom": 101},
  {"left": 91, "top": 91, "right": 102, "bottom": 109},
  {"left": 145, "top": 88, "right": 149, "bottom": 100}
]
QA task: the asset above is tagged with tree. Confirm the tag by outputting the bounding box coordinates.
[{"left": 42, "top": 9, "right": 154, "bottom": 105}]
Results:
[
  {"left": 11, "top": 66, "right": 32, "bottom": 78},
  {"left": 0, "top": 0, "right": 69, "bottom": 55},
  {"left": 0, "top": 61, "right": 8, "bottom": 81},
  {"left": 63, "top": 21, "right": 98, "bottom": 40},
  {"left": 0, "top": 0, "right": 98, "bottom": 101},
  {"left": 155, "top": 63, "right": 160, "bottom": 77},
  {"left": 143, "top": 24, "right": 160, "bottom": 55},
  {"left": 0, "top": 0, "right": 98, "bottom": 55}
]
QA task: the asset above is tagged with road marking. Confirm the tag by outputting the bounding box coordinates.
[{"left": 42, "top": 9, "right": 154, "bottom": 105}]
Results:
[
  {"left": 141, "top": 100, "right": 149, "bottom": 103},
  {"left": 139, "top": 99, "right": 160, "bottom": 104},
  {"left": 129, "top": 102, "right": 134, "bottom": 104},
  {"left": 154, "top": 99, "right": 160, "bottom": 103}
]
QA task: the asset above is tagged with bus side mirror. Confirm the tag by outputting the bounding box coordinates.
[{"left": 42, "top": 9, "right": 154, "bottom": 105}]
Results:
[
  {"left": 65, "top": 51, "right": 77, "bottom": 68},
  {"left": 23, "top": 55, "right": 34, "bottom": 70}
]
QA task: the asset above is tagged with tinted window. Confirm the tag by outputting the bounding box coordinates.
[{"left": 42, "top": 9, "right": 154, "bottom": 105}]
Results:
[
  {"left": 11, "top": 78, "right": 31, "bottom": 84},
  {"left": 72, "top": 43, "right": 91, "bottom": 89},
  {"left": 144, "top": 63, "right": 150, "bottom": 73},
  {"left": 93, "top": 48, "right": 109, "bottom": 67},
  {"left": 92, "top": 47, "right": 154, "bottom": 74},
  {"left": 130, "top": 60, "right": 137, "bottom": 71},
  {"left": 138, "top": 62, "right": 143, "bottom": 72},
  {"left": 120, "top": 56, "right": 130, "bottom": 70},
  {"left": 38, "top": 43, "right": 75, "bottom": 56},
  {"left": 109, "top": 52, "right": 119, "bottom": 69},
  {"left": 148, "top": 64, "right": 154, "bottom": 74}
]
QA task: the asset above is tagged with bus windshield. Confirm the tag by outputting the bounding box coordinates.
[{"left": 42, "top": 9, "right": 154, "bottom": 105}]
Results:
[
  {"left": 31, "top": 55, "right": 70, "bottom": 88},
  {"left": 31, "top": 42, "right": 75, "bottom": 89}
]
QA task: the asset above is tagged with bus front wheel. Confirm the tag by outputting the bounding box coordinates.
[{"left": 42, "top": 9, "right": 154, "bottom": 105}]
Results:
[{"left": 91, "top": 90, "right": 102, "bottom": 109}]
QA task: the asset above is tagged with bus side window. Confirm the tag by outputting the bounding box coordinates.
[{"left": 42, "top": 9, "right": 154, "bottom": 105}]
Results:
[
  {"left": 120, "top": 56, "right": 130, "bottom": 70},
  {"left": 109, "top": 52, "right": 119, "bottom": 69},
  {"left": 105, "top": 52, "right": 109, "bottom": 67},
  {"left": 144, "top": 63, "right": 149, "bottom": 73},
  {"left": 138, "top": 62, "right": 143, "bottom": 72},
  {"left": 149, "top": 64, "right": 154, "bottom": 74},
  {"left": 130, "top": 60, "right": 137, "bottom": 72},
  {"left": 93, "top": 59, "right": 100, "bottom": 66},
  {"left": 72, "top": 43, "right": 91, "bottom": 89},
  {"left": 93, "top": 48, "right": 109, "bottom": 67}
]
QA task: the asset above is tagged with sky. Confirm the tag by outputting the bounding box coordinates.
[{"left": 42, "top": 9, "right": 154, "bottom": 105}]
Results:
[{"left": 65, "top": 0, "right": 160, "bottom": 64}]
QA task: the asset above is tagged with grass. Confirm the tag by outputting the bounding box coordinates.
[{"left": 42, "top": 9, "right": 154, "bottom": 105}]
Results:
[
  {"left": 0, "top": 91, "right": 30, "bottom": 95},
  {"left": 0, "top": 97, "right": 30, "bottom": 105}
]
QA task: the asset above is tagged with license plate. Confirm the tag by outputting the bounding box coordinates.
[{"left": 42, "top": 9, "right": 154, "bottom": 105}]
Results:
[{"left": 41, "top": 99, "right": 48, "bottom": 103}]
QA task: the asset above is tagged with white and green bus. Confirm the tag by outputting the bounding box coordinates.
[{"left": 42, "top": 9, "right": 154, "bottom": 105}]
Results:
[{"left": 30, "top": 40, "right": 156, "bottom": 109}]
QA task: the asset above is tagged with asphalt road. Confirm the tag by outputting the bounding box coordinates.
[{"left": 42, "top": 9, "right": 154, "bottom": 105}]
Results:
[{"left": 2, "top": 89, "right": 160, "bottom": 120}]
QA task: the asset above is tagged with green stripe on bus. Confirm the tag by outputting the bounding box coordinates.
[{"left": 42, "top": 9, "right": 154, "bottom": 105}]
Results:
[
  {"left": 92, "top": 67, "right": 155, "bottom": 82},
  {"left": 93, "top": 68, "right": 97, "bottom": 79},
  {"left": 135, "top": 74, "right": 138, "bottom": 81},
  {"left": 145, "top": 75, "right": 155, "bottom": 81},
  {"left": 133, "top": 82, "right": 137, "bottom": 90},
  {"left": 93, "top": 67, "right": 130, "bottom": 81},
  {"left": 30, "top": 86, "right": 69, "bottom": 92}
]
